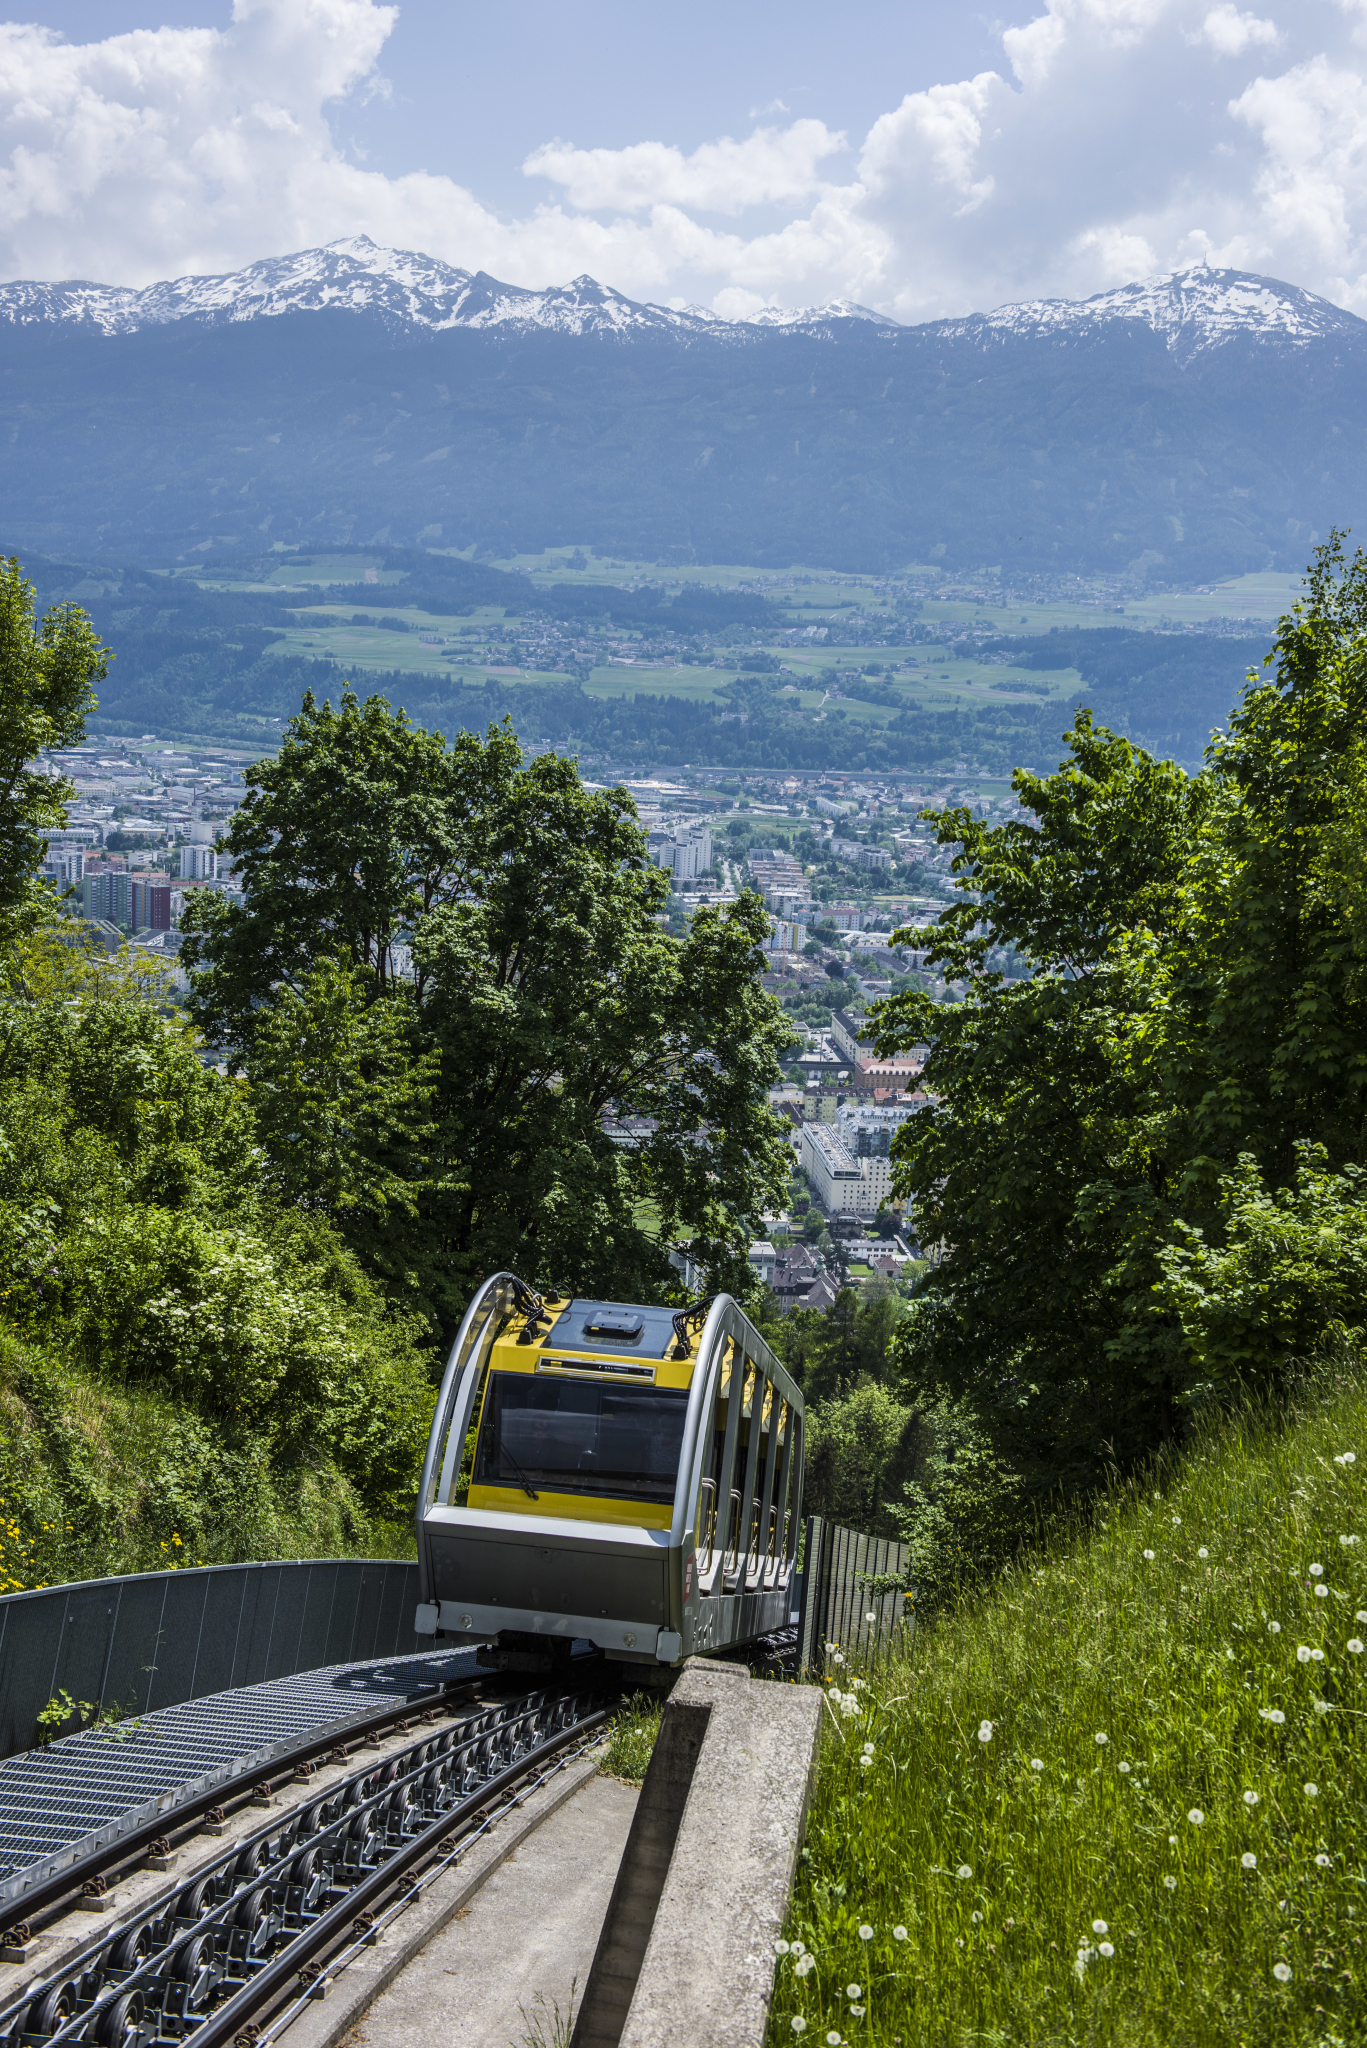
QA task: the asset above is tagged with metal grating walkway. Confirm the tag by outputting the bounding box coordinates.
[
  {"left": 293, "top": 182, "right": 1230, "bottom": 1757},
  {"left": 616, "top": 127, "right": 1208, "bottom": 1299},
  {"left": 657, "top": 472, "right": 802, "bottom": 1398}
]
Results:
[{"left": 0, "top": 1645, "right": 481, "bottom": 1905}]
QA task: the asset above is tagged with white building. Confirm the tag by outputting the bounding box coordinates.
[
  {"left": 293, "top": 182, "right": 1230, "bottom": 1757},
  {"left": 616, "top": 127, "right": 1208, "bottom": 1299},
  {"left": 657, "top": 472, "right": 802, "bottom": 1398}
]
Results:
[
  {"left": 762, "top": 918, "right": 807, "bottom": 953},
  {"left": 647, "top": 824, "right": 713, "bottom": 881},
  {"left": 748, "top": 1240, "right": 776, "bottom": 1286},
  {"left": 41, "top": 848, "right": 85, "bottom": 884},
  {"left": 801, "top": 1122, "right": 871, "bottom": 1216},
  {"left": 180, "top": 845, "right": 218, "bottom": 880}
]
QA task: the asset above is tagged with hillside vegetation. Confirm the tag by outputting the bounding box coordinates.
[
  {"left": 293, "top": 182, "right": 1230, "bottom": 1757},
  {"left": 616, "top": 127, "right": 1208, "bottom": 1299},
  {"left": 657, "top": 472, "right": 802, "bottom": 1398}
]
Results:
[
  {"left": 0, "top": 555, "right": 792, "bottom": 1584},
  {"left": 771, "top": 1370, "right": 1367, "bottom": 2046}
]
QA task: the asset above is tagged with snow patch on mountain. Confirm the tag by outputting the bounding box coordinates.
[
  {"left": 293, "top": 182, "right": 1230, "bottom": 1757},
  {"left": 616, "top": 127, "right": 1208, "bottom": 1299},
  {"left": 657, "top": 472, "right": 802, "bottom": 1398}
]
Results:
[
  {"left": 0, "top": 244, "right": 1362, "bottom": 357},
  {"left": 956, "top": 266, "right": 1367, "bottom": 359}
]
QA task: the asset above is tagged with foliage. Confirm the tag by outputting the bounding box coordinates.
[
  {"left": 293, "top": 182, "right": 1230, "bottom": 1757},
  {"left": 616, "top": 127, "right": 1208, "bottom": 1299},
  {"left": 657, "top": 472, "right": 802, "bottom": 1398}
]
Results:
[
  {"left": 769, "top": 1366, "right": 1367, "bottom": 2047},
  {"left": 599, "top": 1692, "right": 664, "bottom": 1785},
  {"left": 182, "top": 690, "right": 794, "bottom": 1331},
  {"left": 0, "top": 929, "right": 436, "bottom": 1572},
  {"left": 874, "top": 539, "right": 1367, "bottom": 1502},
  {"left": 1157, "top": 1146, "right": 1367, "bottom": 1390},
  {"left": 803, "top": 1378, "right": 914, "bottom": 1536},
  {"left": 0, "top": 556, "right": 108, "bottom": 946}
]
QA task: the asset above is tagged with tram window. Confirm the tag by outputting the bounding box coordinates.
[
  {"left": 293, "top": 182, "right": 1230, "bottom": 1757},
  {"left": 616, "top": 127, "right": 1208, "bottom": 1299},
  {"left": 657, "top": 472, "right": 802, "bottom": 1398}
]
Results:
[{"left": 473, "top": 1376, "right": 689, "bottom": 1506}]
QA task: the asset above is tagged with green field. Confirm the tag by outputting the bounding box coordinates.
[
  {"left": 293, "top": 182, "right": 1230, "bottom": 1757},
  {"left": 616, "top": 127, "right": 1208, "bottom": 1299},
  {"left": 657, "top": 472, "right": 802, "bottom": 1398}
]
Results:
[{"left": 261, "top": 607, "right": 1085, "bottom": 741}]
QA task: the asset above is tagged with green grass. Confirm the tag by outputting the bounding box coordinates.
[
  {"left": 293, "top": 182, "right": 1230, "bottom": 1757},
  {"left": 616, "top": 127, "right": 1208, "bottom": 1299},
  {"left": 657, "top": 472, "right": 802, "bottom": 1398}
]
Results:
[
  {"left": 769, "top": 1370, "right": 1367, "bottom": 2046},
  {"left": 599, "top": 1692, "right": 663, "bottom": 1784}
]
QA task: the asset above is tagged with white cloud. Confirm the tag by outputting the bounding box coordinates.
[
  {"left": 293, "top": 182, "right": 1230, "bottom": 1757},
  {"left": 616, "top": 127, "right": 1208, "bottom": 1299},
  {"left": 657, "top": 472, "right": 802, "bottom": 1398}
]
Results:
[
  {"left": 522, "top": 119, "right": 845, "bottom": 215},
  {"left": 3, "top": 0, "right": 1367, "bottom": 323},
  {"left": 1196, "top": 5, "right": 1281, "bottom": 54}
]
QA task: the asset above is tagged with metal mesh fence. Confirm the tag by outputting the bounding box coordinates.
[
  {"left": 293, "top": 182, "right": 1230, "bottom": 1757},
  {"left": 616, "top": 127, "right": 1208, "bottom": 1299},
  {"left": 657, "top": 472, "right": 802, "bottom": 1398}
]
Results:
[{"left": 796, "top": 1517, "right": 912, "bottom": 1673}]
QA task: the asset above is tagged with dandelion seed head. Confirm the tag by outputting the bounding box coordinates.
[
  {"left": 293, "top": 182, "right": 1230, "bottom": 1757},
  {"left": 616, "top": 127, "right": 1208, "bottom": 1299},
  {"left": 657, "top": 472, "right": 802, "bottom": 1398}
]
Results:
[
  {"left": 893, "top": 1925, "right": 907, "bottom": 1941},
  {"left": 1310, "top": 1563, "right": 1325, "bottom": 1578},
  {"left": 977, "top": 1721, "right": 994, "bottom": 1743},
  {"left": 826, "top": 2033, "right": 842, "bottom": 2045},
  {"left": 846, "top": 1985, "right": 861, "bottom": 1999},
  {"left": 1315, "top": 1584, "right": 1330, "bottom": 1598},
  {"left": 1092, "top": 1919, "right": 1109, "bottom": 1935},
  {"left": 1297, "top": 1646, "right": 1313, "bottom": 1662},
  {"left": 1095, "top": 1732, "right": 1109, "bottom": 1746},
  {"left": 1268, "top": 1621, "right": 1282, "bottom": 1634},
  {"left": 1172, "top": 1516, "right": 1182, "bottom": 1525},
  {"left": 1341, "top": 1534, "right": 1359, "bottom": 1548},
  {"left": 971, "top": 1911, "right": 983, "bottom": 1925},
  {"left": 1335, "top": 1452, "right": 1357, "bottom": 1466},
  {"left": 1317, "top": 1854, "right": 1332, "bottom": 1868},
  {"left": 1163, "top": 1875, "right": 1177, "bottom": 1890},
  {"left": 956, "top": 1865, "right": 973, "bottom": 1881},
  {"left": 1030, "top": 1758, "right": 1044, "bottom": 1772},
  {"left": 1243, "top": 1790, "right": 1259, "bottom": 1805},
  {"left": 857, "top": 1925, "right": 873, "bottom": 1942},
  {"left": 791, "top": 1943, "right": 805, "bottom": 1958},
  {"left": 1349, "top": 1639, "right": 1365, "bottom": 1654},
  {"left": 1198, "top": 1547, "right": 1209, "bottom": 1558},
  {"left": 1242, "top": 1853, "right": 1257, "bottom": 1869},
  {"left": 1143, "top": 1549, "right": 1155, "bottom": 1560},
  {"left": 1188, "top": 1809, "right": 1205, "bottom": 1825},
  {"left": 791, "top": 2020, "right": 807, "bottom": 2035},
  {"left": 865, "top": 1611, "right": 877, "bottom": 1624},
  {"left": 775, "top": 1940, "right": 790, "bottom": 1955},
  {"left": 1273, "top": 1961, "right": 1293, "bottom": 1982},
  {"left": 848, "top": 2007, "right": 864, "bottom": 2020},
  {"left": 1315, "top": 1698, "right": 1334, "bottom": 1713},
  {"left": 1305, "top": 1782, "right": 1319, "bottom": 1796},
  {"left": 796, "top": 1954, "right": 816, "bottom": 1977},
  {"left": 1118, "top": 1761, "right": 1131, "bottom": 1774},
  {"left": 1098, "top": 1942, "right": 1114, "bottom": 1957}
]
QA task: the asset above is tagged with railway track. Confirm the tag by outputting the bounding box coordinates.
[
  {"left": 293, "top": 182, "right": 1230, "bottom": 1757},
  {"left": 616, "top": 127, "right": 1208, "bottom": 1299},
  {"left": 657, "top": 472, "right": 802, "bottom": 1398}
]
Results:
[{"left": 0, "top": 1676, "right": 613, "bottom": 2047}]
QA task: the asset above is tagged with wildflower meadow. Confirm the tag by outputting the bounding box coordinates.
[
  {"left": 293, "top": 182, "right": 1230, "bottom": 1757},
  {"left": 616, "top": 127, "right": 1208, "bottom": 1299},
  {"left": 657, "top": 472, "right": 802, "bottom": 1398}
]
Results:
[{"left": 768, "top": 1375, "right": 1367, "bottom": 2045}]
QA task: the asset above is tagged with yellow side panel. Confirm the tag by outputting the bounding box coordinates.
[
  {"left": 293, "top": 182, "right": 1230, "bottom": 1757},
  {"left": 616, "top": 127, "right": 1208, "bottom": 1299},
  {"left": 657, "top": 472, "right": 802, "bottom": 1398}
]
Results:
[{"left": 467, "top": 1485, "right": 672, "bottom": 1531}]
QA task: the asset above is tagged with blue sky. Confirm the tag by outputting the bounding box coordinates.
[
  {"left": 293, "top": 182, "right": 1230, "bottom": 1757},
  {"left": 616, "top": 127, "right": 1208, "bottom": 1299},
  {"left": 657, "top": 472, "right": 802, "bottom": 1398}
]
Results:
[
  {"left": 27, "top": 2, "right": 1010, "bottom": 212},
  {"left": 4, "top": 1, "right": 1367, "bottom": 321}
]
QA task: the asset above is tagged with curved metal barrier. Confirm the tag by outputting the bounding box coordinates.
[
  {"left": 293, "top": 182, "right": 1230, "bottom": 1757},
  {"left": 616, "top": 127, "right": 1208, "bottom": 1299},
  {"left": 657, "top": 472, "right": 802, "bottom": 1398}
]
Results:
[{"left": 0, "top": 1559, "right": 421, "bottom": 1762}]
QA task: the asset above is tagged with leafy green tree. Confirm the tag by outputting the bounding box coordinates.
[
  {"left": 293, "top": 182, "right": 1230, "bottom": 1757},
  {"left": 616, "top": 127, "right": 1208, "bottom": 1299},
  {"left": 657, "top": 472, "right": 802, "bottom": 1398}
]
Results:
[
  {"left": 873, "top": 538, "right": 1367, "bottom": 1502},
  {"left": 244, "top": 958, "right": 439, "bottom": 1262},
  {"left": 0, "top": 558, "right": 108, "bottom": 943},
  {"left": 182, "top": 690, "right": 794, "bottom": 1330},
  {"left": 803, "top": 1376, "right": 912, "bottom": 1534}
]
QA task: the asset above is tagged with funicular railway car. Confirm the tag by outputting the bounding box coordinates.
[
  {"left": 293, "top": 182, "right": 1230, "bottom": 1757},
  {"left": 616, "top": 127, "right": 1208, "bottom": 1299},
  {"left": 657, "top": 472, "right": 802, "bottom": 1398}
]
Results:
[{"left": 414, "top": 1276, "right": 804, "bottom": 1671}]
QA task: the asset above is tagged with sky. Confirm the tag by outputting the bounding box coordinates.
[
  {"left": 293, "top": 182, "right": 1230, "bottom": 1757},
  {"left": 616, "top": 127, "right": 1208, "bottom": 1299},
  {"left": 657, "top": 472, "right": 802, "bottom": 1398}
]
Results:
[{"left": 5, "top": 0, "right": 1367, "bottom": 321}]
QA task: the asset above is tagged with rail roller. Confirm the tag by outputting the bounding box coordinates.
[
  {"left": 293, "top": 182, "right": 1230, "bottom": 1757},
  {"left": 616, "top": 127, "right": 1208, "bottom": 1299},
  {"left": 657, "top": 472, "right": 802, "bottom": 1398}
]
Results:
[{"left": 414, "top": 1276, "right": 804, "bottom": 1671}]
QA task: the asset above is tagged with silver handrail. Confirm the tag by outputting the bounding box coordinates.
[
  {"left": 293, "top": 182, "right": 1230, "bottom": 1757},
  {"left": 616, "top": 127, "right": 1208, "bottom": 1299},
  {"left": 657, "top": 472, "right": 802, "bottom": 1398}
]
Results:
[{"left": 697, "top": 1478, "right": 718, "bottom": 1572}]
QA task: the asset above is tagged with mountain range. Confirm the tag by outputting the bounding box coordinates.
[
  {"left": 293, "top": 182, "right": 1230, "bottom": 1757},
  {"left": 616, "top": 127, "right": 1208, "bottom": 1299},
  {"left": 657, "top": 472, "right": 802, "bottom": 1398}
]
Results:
[{"left": 1, "top": 239, "right": 1364, "bottom": 577}]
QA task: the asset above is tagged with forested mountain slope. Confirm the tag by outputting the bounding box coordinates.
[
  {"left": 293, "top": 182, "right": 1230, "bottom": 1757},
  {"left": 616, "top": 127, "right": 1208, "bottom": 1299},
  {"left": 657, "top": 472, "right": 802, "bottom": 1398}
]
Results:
[{"left": 1, "top": 247, "right": 1363, "bottom": 580}]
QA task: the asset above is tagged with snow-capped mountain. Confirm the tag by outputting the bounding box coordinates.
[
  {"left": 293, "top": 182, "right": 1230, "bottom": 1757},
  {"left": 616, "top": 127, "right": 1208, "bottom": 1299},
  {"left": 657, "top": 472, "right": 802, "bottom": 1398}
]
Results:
[
  {"left": 4, "top": 239, "right": 1366, "bottom": 581},
  {"left": 0, "top": 237, "right": 890, "bottom": 340},
  {"left": 1, "top": 241, "right": 1359, "bottom": 357},
  {"left": 745, "top": 298, "right": 898, "bottom": 329},
  {"left": 951, "top": 264, "right": 1367, "bottom": 361}
]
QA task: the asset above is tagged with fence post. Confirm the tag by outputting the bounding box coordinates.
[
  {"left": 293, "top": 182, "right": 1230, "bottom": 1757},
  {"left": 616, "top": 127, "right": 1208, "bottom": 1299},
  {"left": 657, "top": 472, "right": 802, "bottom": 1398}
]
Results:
[{"left": 796, "top": 1516, "right": 824, "bottom": 1674}]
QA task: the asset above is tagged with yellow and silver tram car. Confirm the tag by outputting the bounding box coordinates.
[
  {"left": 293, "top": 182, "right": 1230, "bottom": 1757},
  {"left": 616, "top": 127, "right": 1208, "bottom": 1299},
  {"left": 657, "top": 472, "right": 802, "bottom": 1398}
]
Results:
[{"left": 414, "top": 1276, "right": 804, "bottom": 1669}]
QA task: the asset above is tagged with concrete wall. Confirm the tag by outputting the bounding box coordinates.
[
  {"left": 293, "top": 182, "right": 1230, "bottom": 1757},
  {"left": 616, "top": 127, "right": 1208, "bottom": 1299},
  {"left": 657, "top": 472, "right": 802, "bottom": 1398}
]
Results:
[{"left": 572, "top": 1659, "right": 822, "bottom": 2048}]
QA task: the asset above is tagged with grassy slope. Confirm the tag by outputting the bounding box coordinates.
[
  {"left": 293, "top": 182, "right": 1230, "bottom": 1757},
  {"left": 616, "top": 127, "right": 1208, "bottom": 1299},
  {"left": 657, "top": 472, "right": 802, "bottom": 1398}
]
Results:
[
  {"left": 771, "top": 1372, "right": 1367, "bottom": 2046},
  {"left": 0, "top": 1331, "right": 413, "bottom": 1589}
]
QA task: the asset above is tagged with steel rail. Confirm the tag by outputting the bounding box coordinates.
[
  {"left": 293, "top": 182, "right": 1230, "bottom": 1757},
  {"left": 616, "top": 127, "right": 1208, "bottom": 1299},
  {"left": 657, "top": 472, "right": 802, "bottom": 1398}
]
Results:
[
  {"left": 0, "top": 1674, "right": 485, "bottom": 1943},
  {"left": 0, "top": 1681, "right": 611, "bottom": 2047}
]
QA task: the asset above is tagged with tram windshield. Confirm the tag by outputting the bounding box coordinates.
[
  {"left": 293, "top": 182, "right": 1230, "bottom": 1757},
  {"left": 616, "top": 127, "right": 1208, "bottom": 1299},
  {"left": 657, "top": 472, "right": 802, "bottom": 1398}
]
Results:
[{"left": 474, "top": 1374, "right": 688, "bottom": 1506}]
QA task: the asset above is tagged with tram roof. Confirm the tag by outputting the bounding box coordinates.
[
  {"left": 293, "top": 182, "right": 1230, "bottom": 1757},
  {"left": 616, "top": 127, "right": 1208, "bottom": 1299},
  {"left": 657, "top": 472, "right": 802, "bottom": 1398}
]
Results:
[{"left": 540, "top": 1299, "right": 681, "bottom": 1360}]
